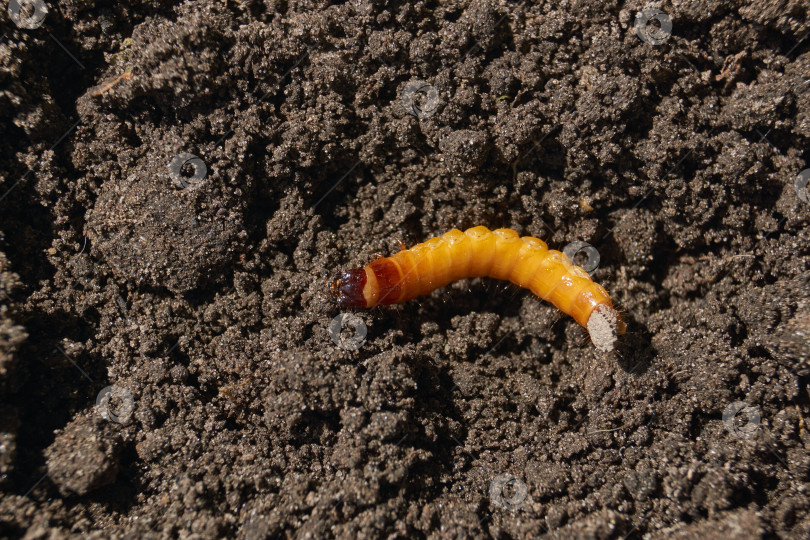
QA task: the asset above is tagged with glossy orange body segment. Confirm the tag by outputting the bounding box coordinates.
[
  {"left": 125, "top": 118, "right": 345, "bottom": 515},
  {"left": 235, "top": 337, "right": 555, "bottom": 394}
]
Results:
[
  {"left": 328, "top": 226, "right": 625, "bottom": 350},
  {"left": 369, "top": 227, "right": 614, "bottom": 326}
]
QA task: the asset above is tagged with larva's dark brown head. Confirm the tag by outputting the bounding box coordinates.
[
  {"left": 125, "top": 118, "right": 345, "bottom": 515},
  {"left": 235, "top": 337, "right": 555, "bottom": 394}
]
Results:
[{"left": 326, "top": 268, "right": 368, "bottom": 308}]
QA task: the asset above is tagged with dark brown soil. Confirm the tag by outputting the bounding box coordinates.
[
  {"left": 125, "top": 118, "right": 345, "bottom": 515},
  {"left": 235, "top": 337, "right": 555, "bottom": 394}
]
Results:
[{"left": 1, "top": 0, "right": 809, "bottom": 538}]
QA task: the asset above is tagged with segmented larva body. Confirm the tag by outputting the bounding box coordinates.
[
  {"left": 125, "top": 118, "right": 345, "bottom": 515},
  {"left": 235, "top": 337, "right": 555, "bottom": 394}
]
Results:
[{"left": 328, "top": 226, "right": 626, "bottom": 351}]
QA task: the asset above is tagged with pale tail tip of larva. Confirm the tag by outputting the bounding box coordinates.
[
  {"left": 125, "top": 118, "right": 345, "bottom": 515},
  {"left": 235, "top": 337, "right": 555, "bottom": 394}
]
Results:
[{"left": 587, "top": 304, "right": 625, "bottom": 353}]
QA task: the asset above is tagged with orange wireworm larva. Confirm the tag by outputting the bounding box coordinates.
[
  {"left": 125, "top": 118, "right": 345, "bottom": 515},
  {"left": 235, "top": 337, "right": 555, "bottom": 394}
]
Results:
[{"left": 327, "top": 226, "right": 626, "bottom": 352}]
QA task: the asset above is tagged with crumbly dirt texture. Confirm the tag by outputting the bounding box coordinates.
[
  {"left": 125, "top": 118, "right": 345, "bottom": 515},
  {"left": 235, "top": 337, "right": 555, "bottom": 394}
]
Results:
[{"left": 1, "top": 1, "right": 809, "bottom": 538}]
